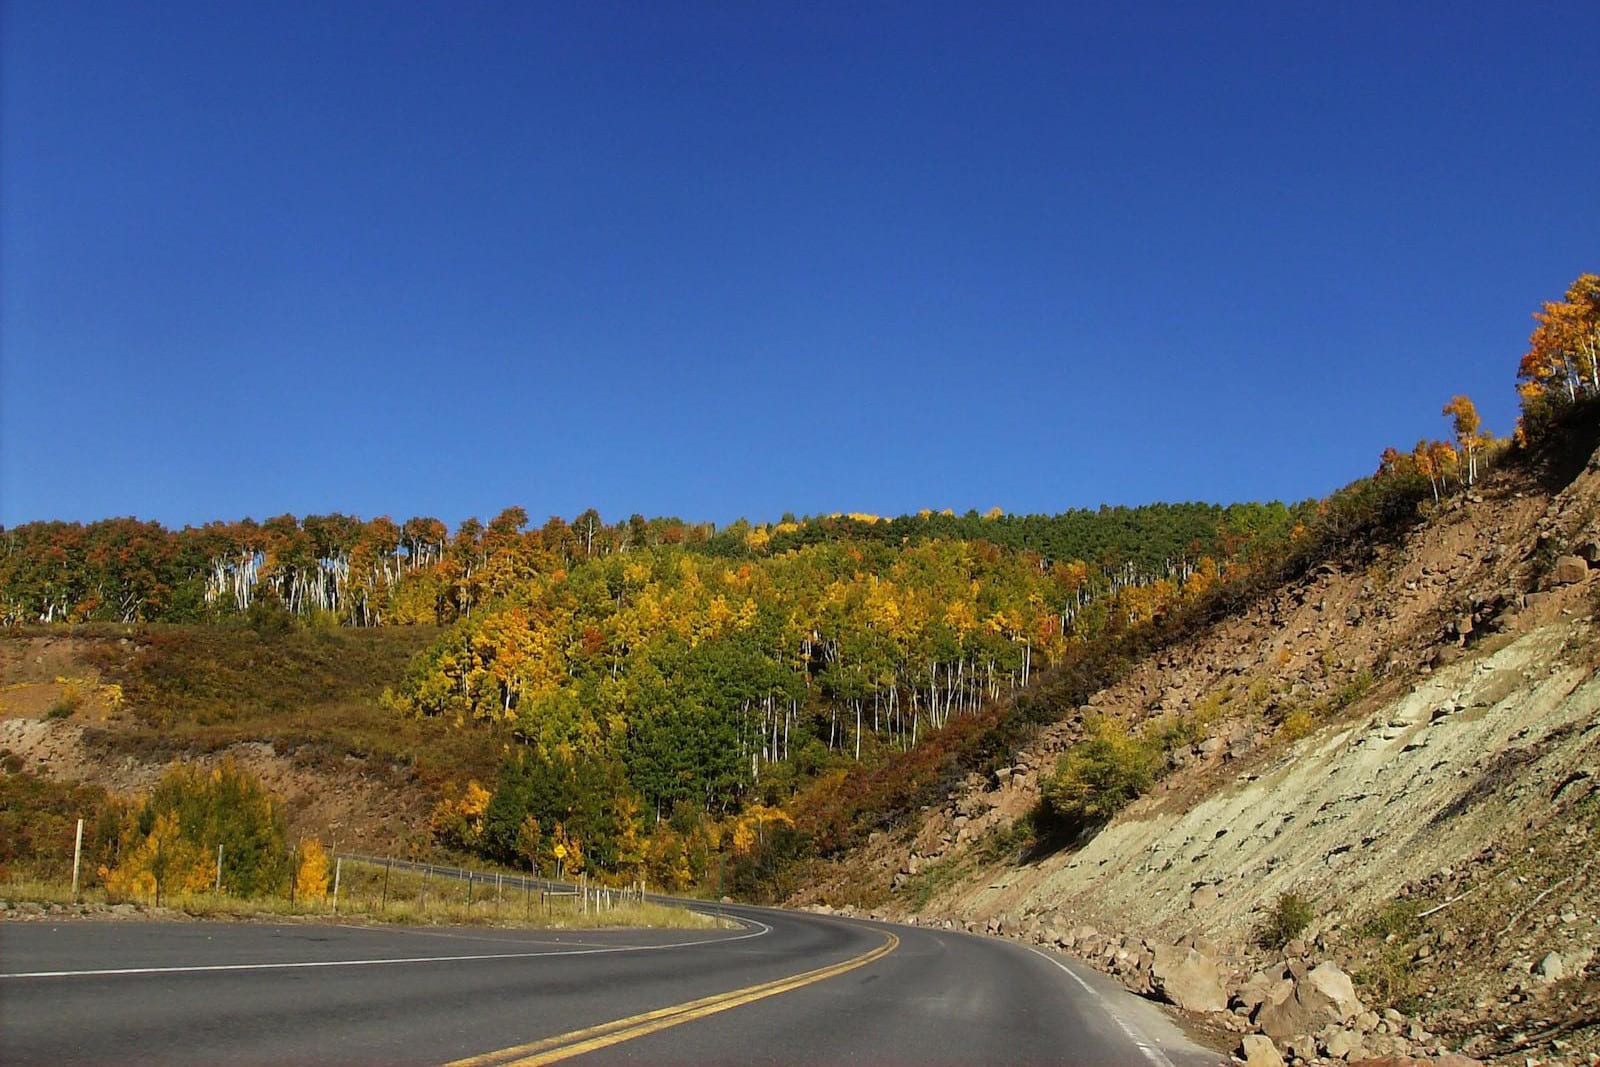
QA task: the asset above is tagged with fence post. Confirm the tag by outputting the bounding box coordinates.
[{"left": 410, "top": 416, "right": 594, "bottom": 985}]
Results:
[
  {"left": 332, "top": 857, "right": 343, "bottom": 915},
  {"left": 215, "top": 844, "right": 224, "bottom": 893},
  {"left": 381, "top": 858, "right": 391, "bottom": 911},
  {"left": 71, "top": 818, "right": 84, "bottom": 901}
]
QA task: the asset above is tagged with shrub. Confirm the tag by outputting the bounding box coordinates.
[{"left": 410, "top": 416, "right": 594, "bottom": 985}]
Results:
[
  {"left": 1040, "top": 717, "right": 1161, "bottom": 829},
  {"left": 1256, "top": 890, "right": 1315, "bottom": 950},
  {"left": 0, "top": 769, "right": 124, "bottom": 883},
  {"left": 46, "top": 676, "right": 87, "bottom": 719},
  {"left": 102, "top": 759, "right": 288, "bottom": 901},
  {"left": 1276, "top": 707, "right": 1315, "bottom": 742},
  {"left": 294, "top": 837, "right": 331, "bottom": 901}
]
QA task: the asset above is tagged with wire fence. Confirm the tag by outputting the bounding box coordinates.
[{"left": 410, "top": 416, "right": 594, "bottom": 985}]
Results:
[
  {"left": 1, "top": 816, "right": 660, "bottom": 925},
  {"left": 326, "top": 852, "right": 653, "bottom": 920}
]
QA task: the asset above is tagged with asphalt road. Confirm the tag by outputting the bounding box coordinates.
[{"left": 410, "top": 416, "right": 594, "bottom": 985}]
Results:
[{"left": 0, "top": 903, "right": 1222, "bottom": 1066}]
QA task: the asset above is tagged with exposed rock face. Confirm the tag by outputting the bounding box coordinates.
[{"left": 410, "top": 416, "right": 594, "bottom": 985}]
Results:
[{"left": 1148, "top": 943, "right": 1227, "bottom": 1013}]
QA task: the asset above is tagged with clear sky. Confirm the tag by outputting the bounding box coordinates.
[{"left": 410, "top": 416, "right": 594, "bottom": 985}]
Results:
[{"left": 3, "top": 2, "right": 1597, "bottom": 530}]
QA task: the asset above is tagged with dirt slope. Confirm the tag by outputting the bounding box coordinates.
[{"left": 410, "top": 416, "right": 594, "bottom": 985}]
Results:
[{"left": 0, "top": 628, "right": 464, "bottom": 856}]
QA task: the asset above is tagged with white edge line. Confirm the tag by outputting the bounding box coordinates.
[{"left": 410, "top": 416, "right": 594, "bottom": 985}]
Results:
[
  {"left": 1028, "top": 946, "right": 1179, "bottom": 1067},
  {"left": 1, "top": 916, "right": 771, "bottom": 981}
]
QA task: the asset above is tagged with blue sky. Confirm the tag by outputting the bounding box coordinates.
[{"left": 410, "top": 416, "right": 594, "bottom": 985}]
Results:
[{"left": 3, "top": 2, "right": 1597, "bottom": 529}]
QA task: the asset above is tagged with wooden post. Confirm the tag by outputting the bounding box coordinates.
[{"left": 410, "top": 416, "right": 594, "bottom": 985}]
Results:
[
  {"left": 71, "top": 818, "right": 84, "bottom": 900},
  {"left": 215, "top": 844, "right": 224, "bottom": 893},
  {"left": 332, "top": 857, "right": 343, "bottom": 915},
  {"left": 381, "top": 858, "right": 391, "bottom": 910},
  {"left": 466, "top": 871, "right": 473, "bottom": 908}
]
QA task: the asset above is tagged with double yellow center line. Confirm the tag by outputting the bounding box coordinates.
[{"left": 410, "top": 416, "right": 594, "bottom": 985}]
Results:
[{"left": 445, "top": 929, "right": 899, "bottom": 1067}]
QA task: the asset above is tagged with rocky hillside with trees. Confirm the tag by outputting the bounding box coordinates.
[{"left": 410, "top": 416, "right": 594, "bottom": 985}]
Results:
[
  {"left": 790, "top": 276, "right": 1600, "bottom": 1066},
  {"left": 2, "top": 273, "right": 1595, "bottom": 1063}
]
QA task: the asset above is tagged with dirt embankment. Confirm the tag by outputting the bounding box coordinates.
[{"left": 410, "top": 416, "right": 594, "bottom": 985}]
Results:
[
  {"left": 0, "top": 632, "right": 439, "bottom": 855},
  {"left": 796, "top": 444, "right": 1600, "bottom": 1065}
]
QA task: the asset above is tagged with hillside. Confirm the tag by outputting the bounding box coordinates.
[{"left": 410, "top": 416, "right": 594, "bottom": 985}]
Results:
[
  {"left": 791, "top": 425, "right": 1600, "bottom": 1065},
  {"left": 0, "top": 623, "right": 488, "bottom": 860},
  {"left": 2, "top": 277, "right": 1594, "bottom": 1058}
]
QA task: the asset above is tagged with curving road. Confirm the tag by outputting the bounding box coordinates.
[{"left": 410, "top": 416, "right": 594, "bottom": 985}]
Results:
[{"left": 0, "top": 902, "right": 1221, "bottom": 1065}]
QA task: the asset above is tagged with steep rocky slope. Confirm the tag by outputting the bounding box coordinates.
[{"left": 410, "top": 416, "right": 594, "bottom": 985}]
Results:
[{"left": 796, "top": 441, "right": 1600, "bottom": 1066}]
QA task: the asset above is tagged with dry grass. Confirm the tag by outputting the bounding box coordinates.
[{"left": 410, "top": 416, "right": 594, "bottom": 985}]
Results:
[{"left": 1, "top": 867, "right": 724, "bottom": 930}]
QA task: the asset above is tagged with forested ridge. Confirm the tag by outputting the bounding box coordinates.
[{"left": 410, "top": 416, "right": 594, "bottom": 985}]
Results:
[
  {"left": 4, "top": 271, "right": 1595, "bottom": 900},
  {"left": 0, "top": 502, "right": 1290, "bottom": 629}
]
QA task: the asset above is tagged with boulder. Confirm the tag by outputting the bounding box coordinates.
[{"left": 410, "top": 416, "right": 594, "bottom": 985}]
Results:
[
  {"left": 1549, "top": 555, "right": 1591, "bottom": 586},
  {"left": 1239, "top": 1034, "right": 1286, "bottom": 1067},
  {"left": 1148, "top": 944, "right": 1227, "bottom": 1013},
  {"left": 1232, "top": 972, "right": 1276, "bottom": 1011},
  {"left": 1254, "top": 962, "right": 1363, "bottom": 1040},
  {"left": 1303, "top": 961, "right": 1364, "bottom": 1019},
  {"left": 1323, "top": 1028, "right": 1363, "bottom": 1060},
  {"left": 1283, "top": 1035, "right": 1319, "bottom": 1061}
]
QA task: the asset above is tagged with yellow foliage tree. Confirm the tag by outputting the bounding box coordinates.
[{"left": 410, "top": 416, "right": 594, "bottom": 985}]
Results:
[
  {"left": 430, "top": 780, "right": 491, "bottom": 849},
  {"left": 731, "top": 804, "right": 794, "bottom": 856},
  {"left": 102, "top": 810, "right": 212, "bottom": 906},
  {"left": 295, "top": 837, "right": 331, "bottom": 902},
  {"left": 1441, "top": 395, "right": 1483, "bottom": 485}
]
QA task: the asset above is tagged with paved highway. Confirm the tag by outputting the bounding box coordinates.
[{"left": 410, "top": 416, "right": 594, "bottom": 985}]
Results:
[{"left": 1, "top": 903, "right": 1221, "bottom": 1065}]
